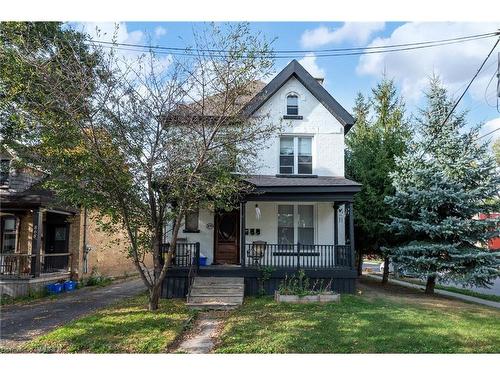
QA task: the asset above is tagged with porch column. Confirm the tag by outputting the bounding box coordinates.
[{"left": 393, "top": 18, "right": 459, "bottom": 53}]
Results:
[
  {"left": 348, "top": 202, "right": 355, "bottom": 269},
  {"left": 333, "top": 203, "right": 338, "bottom": 247},
  {"left": 333, "top": 202, "right": 338, "bottom": 267},
  {"left": 30, "top": 209, "right": 43, "bottom": 277},
  {"left": 239, "top": 201, "right": 246, "bottom": 267}
]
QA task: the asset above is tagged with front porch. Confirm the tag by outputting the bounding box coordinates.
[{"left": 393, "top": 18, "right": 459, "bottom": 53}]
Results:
[{"left": 162, "top": 176, "right": 361, "bottom": 298}]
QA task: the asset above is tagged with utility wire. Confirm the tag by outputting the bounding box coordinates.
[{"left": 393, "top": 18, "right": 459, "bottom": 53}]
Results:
[
  {"left": 479, "top": 127, "right": 500, "bottom": 140},
  {"left": 89, "top": 33, "right": 498, "bottom": 59},
  {"left": 90, "top": 31, "right": 498, "bottom": 55},
  {"left": 418, "top": 36, "right": 500, "bottom": 159}
]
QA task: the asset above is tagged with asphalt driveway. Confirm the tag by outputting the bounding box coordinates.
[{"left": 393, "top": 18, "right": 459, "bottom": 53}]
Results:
[{"left": 0, "top": 278, "right": 146, "bottom": 348}]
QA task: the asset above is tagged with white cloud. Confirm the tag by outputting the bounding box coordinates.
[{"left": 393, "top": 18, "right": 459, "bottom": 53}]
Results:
[
  {"left": 155, "top": 26, "right": 167, "bottom": 38},
  {"left": 298, "top": 53, "right": 325, "bottom": 78},
  {"left": 356, "top": 22, "right": 500, "bottom": 103},
  {"left": 300, "top": 22, "right": 385, "bottom": 48},
  {"left": 481, "top": 118, "right": 500, "bottom": 142},
  {"left": 75, "top": 22, "right": 144, "bottom": 45},
  {"left": 74, "top": 22, "right": 172, "bottom": 75}
]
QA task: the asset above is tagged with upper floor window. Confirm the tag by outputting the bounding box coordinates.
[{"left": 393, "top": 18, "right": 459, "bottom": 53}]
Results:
[
  {"left": 0, "top": 159, "right": 10, "bottom": 187},
  {"left": 286, "top": 94, "right": 299, "bottom": 116},
  {"left": 279, "top": 136, "right": 313, "bottom": 175}
]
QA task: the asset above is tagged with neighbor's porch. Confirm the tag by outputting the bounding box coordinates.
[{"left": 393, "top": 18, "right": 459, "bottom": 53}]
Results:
[{"left": 0, "top": 207, "right": 75, "bottom": 297}]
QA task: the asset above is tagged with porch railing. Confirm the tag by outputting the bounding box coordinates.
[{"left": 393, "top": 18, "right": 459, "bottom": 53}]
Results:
[
  {"left": 0, "top": 253, "right": 72, "bottom": 279},
  {"left": 244, "top": 243, "right": 352, "bottom": 269},
  {"left": 161, "top": 242, "right": 200, "bottom": 268}
]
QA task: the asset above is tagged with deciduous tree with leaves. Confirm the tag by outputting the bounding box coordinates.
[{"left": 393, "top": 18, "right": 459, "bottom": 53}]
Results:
[
  {"left": 1, "top": 22, "right": 277, "bottom": 310},
  {"left": 385, "top": 78, "right": 500, "bottom": 294}
]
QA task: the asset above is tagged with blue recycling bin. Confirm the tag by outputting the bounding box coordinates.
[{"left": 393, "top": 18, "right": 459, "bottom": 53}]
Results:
[
  {"left": 198, "top": 256, "right": 207, "bottom": 266},
  {"left": 46, "top": 283, "right": 63, "bottom": 294},
  {"left": 63, "top": 280, "right": 77, "bottom": 291}
]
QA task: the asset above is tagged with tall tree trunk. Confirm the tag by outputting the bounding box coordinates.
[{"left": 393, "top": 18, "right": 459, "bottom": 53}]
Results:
[
  {"left": 356, "top": 248, "right": 363, "bottom": 276},
  {"left": 425, "top": 275, "right": 436, "bottom": 294},
  {"left": 381, "top": 257, "right": 390, "bottom": 284},
  {"left": 149, "top": 284, "right": 161, "bottom": 311}
]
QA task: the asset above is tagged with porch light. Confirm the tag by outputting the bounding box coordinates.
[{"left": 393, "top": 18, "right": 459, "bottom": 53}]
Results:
[{"left": 255, "top": 204, "right": 261, "bottom": 220}]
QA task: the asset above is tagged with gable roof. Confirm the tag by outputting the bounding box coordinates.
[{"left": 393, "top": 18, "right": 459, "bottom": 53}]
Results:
[{"left": 241, "top": 59, "right": 356, "bottom": 134}]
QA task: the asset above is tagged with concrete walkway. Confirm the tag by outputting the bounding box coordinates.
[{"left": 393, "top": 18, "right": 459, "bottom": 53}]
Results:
[
  {"left": 173, "top": 311, "right": 224, "bottom": 353},
  {"left": 0, "top": 278, "right": 146, "bottom": 348},
  {"left": 365, "top": 274, "right": 500, "bottom": 309}
]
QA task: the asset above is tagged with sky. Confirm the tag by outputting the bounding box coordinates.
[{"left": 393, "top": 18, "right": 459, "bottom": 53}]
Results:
[{"left": 76, "top": 21, "right": 500, "bottom": 142}]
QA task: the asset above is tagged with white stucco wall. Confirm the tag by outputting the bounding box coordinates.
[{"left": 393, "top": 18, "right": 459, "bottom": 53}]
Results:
[
  {"left": 249, "top": 76, "right": 345, "bottom": 177},
  {"left": 174, "top": 208, "right": 215, "bottom": 265}
]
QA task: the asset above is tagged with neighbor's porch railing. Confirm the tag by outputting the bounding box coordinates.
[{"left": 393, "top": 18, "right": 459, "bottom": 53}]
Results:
[
  {"left": 244, "top": 243, "right": 352, "bottom": 269},
  {"left": 0, "top": 253, "right": 72, "bottom": 279}
]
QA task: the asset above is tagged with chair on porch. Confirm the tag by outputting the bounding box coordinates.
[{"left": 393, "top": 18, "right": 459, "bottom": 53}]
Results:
[{"left": 247, "top": 241, "right": 267, "bottom": 266}]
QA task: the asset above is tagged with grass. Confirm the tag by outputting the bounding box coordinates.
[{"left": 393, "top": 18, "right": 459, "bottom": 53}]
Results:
[
  {"left": 215, "top": 295, "right": 500, "bottom": 353},
  {"left": 22, "top": 295, "right": 195, "bottom": 353},
  {"left": 396, "top": 277, "right": 500, "bottom": 303}
]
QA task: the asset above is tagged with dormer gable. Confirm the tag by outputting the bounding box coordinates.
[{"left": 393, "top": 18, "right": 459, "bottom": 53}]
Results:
[{"left": 241, "top": 59, "right": 355, "bottom": 134}]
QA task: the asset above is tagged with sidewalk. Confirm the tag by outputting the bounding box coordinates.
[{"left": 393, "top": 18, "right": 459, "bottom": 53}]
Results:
[{"left": 364, "top": 274, "right": 500, "bottom": 309}]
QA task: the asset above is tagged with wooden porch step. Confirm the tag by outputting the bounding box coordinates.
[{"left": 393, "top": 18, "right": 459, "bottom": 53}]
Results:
[
  {"left": 187, "top": 276, "right": 244, "bottom": 309},
  {"left": 185, "top": 302, "right": 241, "bottom": 310}
]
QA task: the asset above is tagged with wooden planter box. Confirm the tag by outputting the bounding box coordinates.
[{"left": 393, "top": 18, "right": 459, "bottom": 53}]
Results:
[{"left": 274, "top": 291, "right": 340, "bottom": 304}]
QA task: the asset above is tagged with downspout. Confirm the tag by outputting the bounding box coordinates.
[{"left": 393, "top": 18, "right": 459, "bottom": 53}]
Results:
[{"left": 82, "top": 207, "right": 89, "bottom": 274}]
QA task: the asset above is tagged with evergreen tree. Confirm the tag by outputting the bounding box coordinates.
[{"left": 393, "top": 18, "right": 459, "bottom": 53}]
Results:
[
  {"left": 385, "top": 78, "right": 500, "bottom": 293},
  {"left": 346, "top": 79, "right": 411, "bottom": 276}
]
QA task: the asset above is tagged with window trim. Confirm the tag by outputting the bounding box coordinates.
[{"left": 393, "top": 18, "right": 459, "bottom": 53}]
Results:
[
  {"left": 286, "top": 93, "right": 299, "bottom": 116},
  {"left": 0, "top": 215, "right": 19, "bottom": 254},
  {"left": 277, "top": 203, "right": 316, "bottom": 245},
  {"left": 278, "top": 136, "right": 314, "bottom": 175},
  {"left": 183, "top": 208, "right": 200, "bottom": 233}
]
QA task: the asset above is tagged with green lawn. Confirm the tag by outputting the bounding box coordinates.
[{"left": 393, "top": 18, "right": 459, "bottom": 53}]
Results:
[
  {"left": 215, "top": 295, "right": 500, "bottom": 353},
  {"left": 23, "top": 295, "right": 194, "bottom": 353}
]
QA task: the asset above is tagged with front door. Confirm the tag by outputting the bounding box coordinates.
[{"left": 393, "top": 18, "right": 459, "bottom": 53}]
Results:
[
  {"left": 44, "top": 214, "right": 69, "bottom": 272},
  {"left": 214, "top": 210, "right": 239, "bottom": 265}
]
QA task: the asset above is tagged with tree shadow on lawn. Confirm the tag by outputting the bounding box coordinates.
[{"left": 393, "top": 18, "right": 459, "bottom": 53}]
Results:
[
  {"left": 22, "top": 297, "right": 192, "bottom": 353},
  {"left": 215, "top": 295, "right": 500, "bottom": 354}
]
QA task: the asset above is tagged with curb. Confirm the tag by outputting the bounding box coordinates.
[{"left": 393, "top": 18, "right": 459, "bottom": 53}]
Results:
[{"left": 364, "top": 274, "right": 500, "bottom": 309}]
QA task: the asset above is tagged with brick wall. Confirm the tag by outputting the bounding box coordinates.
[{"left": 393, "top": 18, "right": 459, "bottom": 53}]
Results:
[{"left": 78, "top": 211, "right": 138, "bottom": 278}]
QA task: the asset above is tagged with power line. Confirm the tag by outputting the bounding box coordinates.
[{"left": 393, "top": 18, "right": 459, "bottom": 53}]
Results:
[
  {"left": 418, "top": 36, "right": 500, "bottom": 159},
  {"left": 479, "top": 127, "right": 500, "bottom": 140},
  {"left": 88, "top": 32, "right": 498, "bottom": 59},
  {"left": 90, "top": 31, "right": 498, "bottom": 54}
]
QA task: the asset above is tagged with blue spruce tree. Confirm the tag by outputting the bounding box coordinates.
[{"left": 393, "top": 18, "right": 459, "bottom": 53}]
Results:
[{"left": 385, "top": 78, "right": 500, "bottom": 294}]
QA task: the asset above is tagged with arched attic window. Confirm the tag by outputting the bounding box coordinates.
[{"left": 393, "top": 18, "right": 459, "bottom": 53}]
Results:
[{"left": 286, "top": 94, "right": 299, "bottom": 116}]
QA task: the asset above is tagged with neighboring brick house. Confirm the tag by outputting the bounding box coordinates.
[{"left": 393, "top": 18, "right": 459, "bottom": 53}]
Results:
[
  {"left": 478, "top": 213, "right": 500, "bottom": 251},
  {"left": 0, "top": 150, "right": 137, "bottom": 297}
]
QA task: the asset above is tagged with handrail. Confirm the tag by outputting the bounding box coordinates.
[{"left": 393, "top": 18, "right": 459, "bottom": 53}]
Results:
[
  {"left": 244, "top": 243, "right": 353, "bottom": 269},
  {"left": 186, "top": 242, "right": 200, "bottom": 298}
]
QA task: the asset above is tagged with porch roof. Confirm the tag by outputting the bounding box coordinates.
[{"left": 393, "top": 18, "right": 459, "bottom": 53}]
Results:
[{"left": 243, "top": 175, "right": 361, "bottom": 202}]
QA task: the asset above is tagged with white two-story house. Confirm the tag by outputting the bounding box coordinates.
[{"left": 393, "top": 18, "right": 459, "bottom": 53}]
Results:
[{"left": 163, "top": 60, "right": 361, "bottom": 301}]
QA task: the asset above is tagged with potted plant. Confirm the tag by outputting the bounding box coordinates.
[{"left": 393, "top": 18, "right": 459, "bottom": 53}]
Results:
[{"left": 275, "top": 270, "right": 340, "bottom": 303}]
